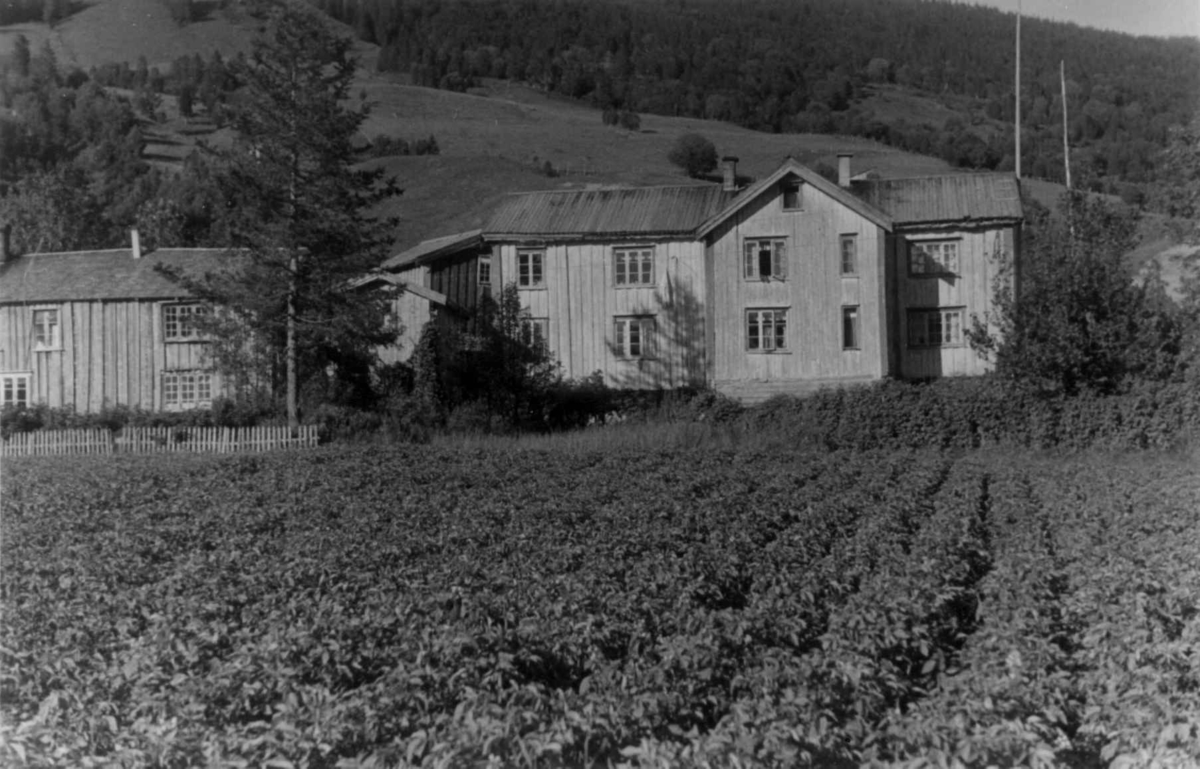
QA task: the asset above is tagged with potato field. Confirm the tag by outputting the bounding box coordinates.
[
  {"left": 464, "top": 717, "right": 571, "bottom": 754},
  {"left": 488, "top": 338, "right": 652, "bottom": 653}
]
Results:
[{"left": 2, "top": 446, "right": 1198, "bottom": 768}]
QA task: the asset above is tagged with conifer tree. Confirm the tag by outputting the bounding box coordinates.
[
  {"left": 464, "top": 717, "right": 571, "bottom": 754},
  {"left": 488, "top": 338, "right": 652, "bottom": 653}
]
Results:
[{"left": 170, "top": 0, "right": 399, "bottom": 426}]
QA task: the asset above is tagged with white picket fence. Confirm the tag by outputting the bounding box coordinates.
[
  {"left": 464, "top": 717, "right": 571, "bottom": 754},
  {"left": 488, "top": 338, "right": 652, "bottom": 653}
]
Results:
[{"left": 1, "top": 425, "right": 319, "bottom": 457}]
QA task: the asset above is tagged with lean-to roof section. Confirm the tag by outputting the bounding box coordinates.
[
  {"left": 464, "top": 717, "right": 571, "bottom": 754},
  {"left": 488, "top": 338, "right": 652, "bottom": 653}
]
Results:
[{"left": 853, "top": 174, "right": 1022, "bottom": 227}]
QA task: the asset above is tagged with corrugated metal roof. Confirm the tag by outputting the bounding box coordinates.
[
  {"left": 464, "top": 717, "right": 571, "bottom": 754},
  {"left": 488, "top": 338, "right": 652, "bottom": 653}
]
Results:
[
  {"left": 486, "top": 185, "right": 737, "bottom": 238},
  {"left": 381, "top": 229, "right": 483, "bottom": 270},
  {"left": 0, "top": 248, "right": 238, "bottom": 303},
  {"left": 852, "top": 174, "right": 1022, "bottom": 225}
]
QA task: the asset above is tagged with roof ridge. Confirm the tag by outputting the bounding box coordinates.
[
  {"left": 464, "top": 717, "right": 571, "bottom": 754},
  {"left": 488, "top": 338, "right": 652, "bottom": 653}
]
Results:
[
  {"left": 21, "top": 247, "right": 231, "bottom": 257},
  {"left": 858, "top": 171, "right": 1016, "bottom": 183}
]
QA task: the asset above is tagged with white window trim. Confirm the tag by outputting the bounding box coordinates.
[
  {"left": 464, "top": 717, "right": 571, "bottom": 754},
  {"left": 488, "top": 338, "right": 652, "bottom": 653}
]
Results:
[
  {"left": 162, "top": 303, "right": 210, "bottom": 343},
  {"left": 32, "top": 307, "right": 62, "bottom": 351},
  {"left": 517, "top": 249, "right": 546, "bottom": 289},
  {"left": 782, "top": 180, "right": 804, "bottom": 211},
  {"left": 613, "top": 316, "right": 657, "bottom": 359},
  {"left": 840, "top": 234, "right": 859, "bottom": 276},
  {"left": 746, "top": 307, "right": 790, "bottom": 353},
  {"left": 478, "top": 256, "right": 492, "bottom": 287},
  {"left": 743, "top": 238, "right": 788, "bottom": 282},
  {"left": 613, "top": 246, "right": 656, "bottom": 288},
  {"left": 1, "top": 372, "right": 32, "bottom": 408},
  {"left": 162, "top": 369, "right": 215, "bottom": 411},
  {"left": 908, "top": 238, "right": 962, "bottom": 277},
  {"left": 907, "top": 307, "right": 966, "bottom": 348}
]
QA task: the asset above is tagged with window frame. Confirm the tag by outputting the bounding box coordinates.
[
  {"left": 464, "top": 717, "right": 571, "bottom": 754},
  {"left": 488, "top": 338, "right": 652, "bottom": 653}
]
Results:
[
  {"left": 906, "top": 307, "right": 966, "bottom": 348},
  {"left": 743, "top": 238, "right": 788, "bottom": 282},
  {"left": 613, "top": 246, "right": 656, "bottom": 288},
  {"left": 1, "top": 372, "right": 32, "bottom": 408},
  {"left": 478, "top": 255, "right": 492, "bottom": 287},
  {"left": 781, "top": 180, "right": 804, "bottom": 211},
  {"left": 161, "top": 370, "right": 214, "bottom": 410},
  {"left": 519, "top": 317, "right": 548, "bottom": 349},
  {"left": 907, "top": 238, "right": 962, "bottom": 277},
  {"left": 842, "top": 305, "right": 861, "bottom": 350},
  {"left": 746, "top": 308, "right": 789, "bottom": 353},
  {"left": 162, "top": 303, "right": 209, "bottom": 343},
  {"left": 517, "top": 249, "right": 546, "bottom": 289},
  {"left": 32, "top": 307, "right": 61, "bottom": 351},
  {"left": 840, "top": 234, "right": 859, "bottom": 276},
  {"left": 613, "top": 315, "right": 657, "bottom": 360}
]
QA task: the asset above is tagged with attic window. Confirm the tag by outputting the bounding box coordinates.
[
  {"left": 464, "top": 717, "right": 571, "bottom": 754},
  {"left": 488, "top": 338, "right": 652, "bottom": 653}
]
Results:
[{"left": 782, "top": 181, "right": 803, "bottom": 210}]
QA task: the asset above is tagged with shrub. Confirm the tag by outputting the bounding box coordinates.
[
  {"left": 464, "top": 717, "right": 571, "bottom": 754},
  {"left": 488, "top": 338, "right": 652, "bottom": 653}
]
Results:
[{"left": 667, "top": 133, "right": 718, "bottom": 178}]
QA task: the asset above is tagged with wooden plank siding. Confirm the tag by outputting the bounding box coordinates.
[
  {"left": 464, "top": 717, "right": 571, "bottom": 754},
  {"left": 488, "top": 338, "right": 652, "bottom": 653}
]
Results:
[
  {"left": 706, "top": 180, "right": 890, "bottom": 394},
  {"left": 0, "top": 299, "right": 227, "bottom": 413},
  {"left": 895, "top": 225, "right": 1016, "bottom": 378},
  {"left": 494, "top": 239, "right": 708, "bottom": 388},
  {"left": 427, "top": 252, "right": 483, "bottom": 313}
]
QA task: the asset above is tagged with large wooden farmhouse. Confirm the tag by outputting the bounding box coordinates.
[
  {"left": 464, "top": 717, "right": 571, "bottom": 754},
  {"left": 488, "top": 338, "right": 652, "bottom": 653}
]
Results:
[
  {"left": 0, "top": 232, "right": 236, "bottom": 412},
  {"left": 379, "top": 156, "right": 1023, "bottom": 401}
]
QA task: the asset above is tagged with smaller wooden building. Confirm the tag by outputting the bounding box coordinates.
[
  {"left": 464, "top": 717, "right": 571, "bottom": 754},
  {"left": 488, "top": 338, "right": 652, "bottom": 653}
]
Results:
[{"left": 0, "top": 239, "right": 238, "bottom": 413}]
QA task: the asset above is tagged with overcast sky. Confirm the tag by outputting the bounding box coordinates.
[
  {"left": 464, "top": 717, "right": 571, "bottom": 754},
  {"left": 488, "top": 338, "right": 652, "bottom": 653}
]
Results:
[{"left": 968, "top": 0, "right": 1200, "bottom": 39}]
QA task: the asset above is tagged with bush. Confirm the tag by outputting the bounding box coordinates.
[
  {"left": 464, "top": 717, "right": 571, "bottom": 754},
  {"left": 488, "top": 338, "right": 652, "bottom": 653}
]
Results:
[{"left": 667, "top": 133, "right": 718, "bottom": 178}]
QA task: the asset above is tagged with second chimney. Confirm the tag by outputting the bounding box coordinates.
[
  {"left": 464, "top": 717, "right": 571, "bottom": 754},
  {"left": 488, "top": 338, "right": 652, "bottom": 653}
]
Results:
[
  {"left": 131, "top": 228, "right": 142, "bottom": 260},
  {"left": 721, "top": 156, "right": 739, "bottom": 192},
  {"left": 837, "top": 153, "right": 852, "bottom": 188}
]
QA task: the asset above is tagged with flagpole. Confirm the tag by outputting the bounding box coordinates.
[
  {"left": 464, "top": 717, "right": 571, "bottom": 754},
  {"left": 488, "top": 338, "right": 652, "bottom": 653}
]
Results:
[
  {"left": 1015, "top": 0, "right": 1022, "bottom": 179},
  {"left": 1061, "top": 60, "right": 1072, "bottom": 190}
]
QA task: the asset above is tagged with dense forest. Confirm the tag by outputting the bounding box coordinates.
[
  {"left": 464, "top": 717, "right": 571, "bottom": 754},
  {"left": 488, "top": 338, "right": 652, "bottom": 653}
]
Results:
[{"left": 313, "top": 0, "right": 1200, "bottom": 200}]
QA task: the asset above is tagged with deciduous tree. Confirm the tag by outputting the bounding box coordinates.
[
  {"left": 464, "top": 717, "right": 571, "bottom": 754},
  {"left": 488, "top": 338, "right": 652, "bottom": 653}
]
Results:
[{"left": 667, "top": 132, "right": 718, "bottom": 179}]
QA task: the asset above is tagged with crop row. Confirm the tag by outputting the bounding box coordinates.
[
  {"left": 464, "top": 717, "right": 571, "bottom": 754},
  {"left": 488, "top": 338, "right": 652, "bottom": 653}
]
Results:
[{"left": 2, "top": 447, "right": 1197, "bottom": 767}]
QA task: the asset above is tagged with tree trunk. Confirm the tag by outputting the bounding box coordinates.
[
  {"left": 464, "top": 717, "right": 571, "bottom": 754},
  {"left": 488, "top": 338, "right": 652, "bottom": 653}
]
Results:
[{"left": 288, "top": 253, "right": 298, "bottom": 430}]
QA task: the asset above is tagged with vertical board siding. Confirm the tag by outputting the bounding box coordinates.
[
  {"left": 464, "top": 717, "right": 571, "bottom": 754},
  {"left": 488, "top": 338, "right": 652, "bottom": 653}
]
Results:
[
  {"left": 896, "top": 226, "right": 1012, "bottom": 378},
  {"left": 0, "top": 299, "right": 235, "bottom": 413},
  {"left": 497, "top": 239, "right": 707, "bottom": 389},
  {"left": 708, "top": 180, "right": 888, "bottom": 390}
]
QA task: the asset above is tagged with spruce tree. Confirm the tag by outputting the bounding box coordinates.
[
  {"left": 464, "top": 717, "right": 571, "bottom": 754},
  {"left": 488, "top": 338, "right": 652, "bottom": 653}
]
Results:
[{"left": 173, "top": 0, "right": 399, "bottom": 426}]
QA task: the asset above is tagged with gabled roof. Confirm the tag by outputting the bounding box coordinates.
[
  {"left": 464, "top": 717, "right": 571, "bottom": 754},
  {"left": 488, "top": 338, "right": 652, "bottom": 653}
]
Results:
[
  {"left": 486, "top": 185, "right": 737, "bottom": 240},
  {"left": 381, "top": 229, "right": 483, "bottom": 270},
  {"left": 697, "top": 158, "right": 894, "bottom": 237},
  {"left": 852, "top": 173, "right": 1022, "bottom": 227},
  {"left": 0, "top": 248, "right": 236, "bottom": 303}
]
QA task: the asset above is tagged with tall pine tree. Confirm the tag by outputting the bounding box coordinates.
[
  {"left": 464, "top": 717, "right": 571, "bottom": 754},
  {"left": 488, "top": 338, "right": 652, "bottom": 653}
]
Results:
[{"left": 176, "top": 0, "right": 399, "bottom": 426}]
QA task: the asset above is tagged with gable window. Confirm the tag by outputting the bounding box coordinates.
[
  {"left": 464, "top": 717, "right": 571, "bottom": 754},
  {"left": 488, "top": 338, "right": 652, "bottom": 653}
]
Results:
[
  {"left": 747, "top": 308, "right": 788, "bottom": 352},
  {"left": 840, "top": 234, "right": 858, "bottom": 276},
  {"left": 743, "top": 238, "right": 787, "bottom": 281},
  {"left": 478, "top": 256, "right": 492, "bottom": 287},
  {"left": 614, "top": 316, "right": 656, "bottom": 359},
  {"left": 162, "top": 370, "right": 214, "bottom": 410},
  {"left": 842, "top": 306, "right": 860, "bottom": 350},
  {"left": 1, "top": 373, "right": 31, "bottom": 407},
  {"left": 520, "top": 317, "right": 548, "bottom": 349},
  {"left": 614, "top": 247, "right": 655, "bottom": 287},
  {"left": 909, "top": 240, "right": 960, "bottom": 276},
  {"left": 518, "top": 250, "right": 545, "bottom": 288},
  {"left": 782, "top": 181, "right": 803, "bottom": 211},
  {"left": 163, "top": 303, "right": 208, "bottom": 342},
  {"left": 32, "top": 308, "right": 61, "bottom": 351},
  {"left": 907, "top": 307, "right": 965, "bottom": 348}
]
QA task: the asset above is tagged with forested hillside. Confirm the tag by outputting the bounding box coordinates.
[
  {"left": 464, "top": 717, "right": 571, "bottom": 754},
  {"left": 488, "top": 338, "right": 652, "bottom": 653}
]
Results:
[{"left": 315, "top": 0, "right": 1200, "bottom": 201}]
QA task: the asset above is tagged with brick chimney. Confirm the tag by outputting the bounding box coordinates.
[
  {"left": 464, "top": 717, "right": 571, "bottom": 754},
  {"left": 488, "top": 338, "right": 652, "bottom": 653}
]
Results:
[
  {"left": 837, "top": 153, "right": 853, "bottom": 187},
  {"left": 722, "top": 156, "right": 739, "bottom": 192},
  {"left": 131, "top": 228, "right": 142, "bottom": 260}
]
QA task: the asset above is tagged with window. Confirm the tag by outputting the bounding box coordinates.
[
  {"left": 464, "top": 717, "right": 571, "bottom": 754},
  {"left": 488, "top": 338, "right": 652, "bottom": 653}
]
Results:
[
  {"left": 909, "top": 240, "right": 960, "bottom": 276},
  {"left": 1, "top": 373, "right": 31, "bottom": 407},
  {"left": 743, "top": 239, "right": 787, "bottom": 281},
  {"left": 782, "top": 181, "right": 803, "bottom": 210},
  {"left": 518, "top": 250, "right": 545, "bottom": 288},
  {"left": 840, "top": 234, "right": 858, "bottom": 276},
  {"left": 842, "top": 306, "right": 860, "bottom": 350},
  {"left": 519, "top": 318, "right": 548, "bottom": 349},
  {"left": 747, "top": 308, "right": 788, "bottom": 352},
  {"left": 163, "top": 303, "right": 208, "bottom": 341},
  {"left": 614, "top": 316, "right": 656, "bottom": 359},
  {"left": 478, "top": 256, "right": 492, "bottom": 287},
  {"left": 162, "top": 370, "right": 214, "bottom": 410},
  {"left": 33, "top": 308, "right": 61, "bottom": 350},
  {"left": 614, "top": 247, "right": 655, "bottom": 287},
  {"left": 907, "top": 308, "right": 965, "bottom": 348}
]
